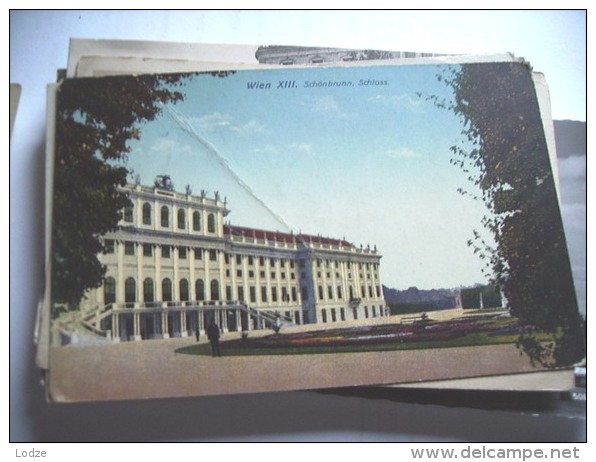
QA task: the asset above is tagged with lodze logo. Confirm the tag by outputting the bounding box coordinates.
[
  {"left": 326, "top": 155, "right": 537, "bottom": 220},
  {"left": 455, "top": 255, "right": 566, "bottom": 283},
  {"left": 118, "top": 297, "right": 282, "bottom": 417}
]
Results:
[{"left": 15, "top": 448, "right": 47, "bottom": 458}]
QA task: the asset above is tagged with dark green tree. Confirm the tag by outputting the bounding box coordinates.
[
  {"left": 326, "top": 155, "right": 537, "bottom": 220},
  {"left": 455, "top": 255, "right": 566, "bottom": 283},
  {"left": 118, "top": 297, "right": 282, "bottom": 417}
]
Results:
[
  {"left": 52, "top": 74, "right": 186, "bottom": 309},
  {"left": 439, "top": 61, "right": 585, "bottom": 366}
]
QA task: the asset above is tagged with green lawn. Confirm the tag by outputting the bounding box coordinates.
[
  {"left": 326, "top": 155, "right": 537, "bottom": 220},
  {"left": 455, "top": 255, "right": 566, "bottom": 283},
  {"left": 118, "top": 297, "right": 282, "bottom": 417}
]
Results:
[{"left": 175, "top": 314, "right": 552, "bottom": 357}]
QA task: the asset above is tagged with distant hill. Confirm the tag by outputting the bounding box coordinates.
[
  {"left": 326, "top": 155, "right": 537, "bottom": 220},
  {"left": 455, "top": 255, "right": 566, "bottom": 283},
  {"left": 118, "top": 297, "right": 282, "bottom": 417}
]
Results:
[{"left": 553, "top": 120, "right": 586, "bottom": 158}]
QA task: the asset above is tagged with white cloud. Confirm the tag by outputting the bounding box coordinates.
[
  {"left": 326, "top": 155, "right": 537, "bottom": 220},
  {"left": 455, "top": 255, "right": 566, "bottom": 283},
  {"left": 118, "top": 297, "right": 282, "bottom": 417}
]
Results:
[
  {"left": 250, "top": 144, "right": 280, "bottom": 155},
  {"left": 190, "top": 112, "right": 232, "bottom": 130},
  {"left": 287, "top": 142, "right": 314, "bottom": 154},
  {"left": 251, "top": 142, "right": 314, "bottom": 156},
  {"left": 150, "top": 137, "right": 192, "bottom": 153},
  {"left": 231, "top": 119, "right": 266, "bottom": 134},
  {"left": 302, "top": 95, "right": 355, "bottom": 119},
  {"left": 368, "top": 93, "right": 424, "bottom": 109},
  {"left": 385, "top": 147, "right": 421, "bottom": 159},
  {"left": 190, "top": 112, "right": 265, "bottom": 134}
]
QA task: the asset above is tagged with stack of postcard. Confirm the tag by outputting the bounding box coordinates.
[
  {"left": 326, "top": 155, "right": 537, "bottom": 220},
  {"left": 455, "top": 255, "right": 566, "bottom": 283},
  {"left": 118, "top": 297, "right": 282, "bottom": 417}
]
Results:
[{"left": 35, "top": 40, "right": 585, "bottom": 403}]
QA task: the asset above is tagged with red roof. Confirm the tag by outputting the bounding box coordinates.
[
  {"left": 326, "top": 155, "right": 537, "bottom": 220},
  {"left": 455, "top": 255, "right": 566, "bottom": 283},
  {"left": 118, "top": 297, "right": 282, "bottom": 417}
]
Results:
[{"left": 224, "top": 225, "right": 354, "bottom": 248}]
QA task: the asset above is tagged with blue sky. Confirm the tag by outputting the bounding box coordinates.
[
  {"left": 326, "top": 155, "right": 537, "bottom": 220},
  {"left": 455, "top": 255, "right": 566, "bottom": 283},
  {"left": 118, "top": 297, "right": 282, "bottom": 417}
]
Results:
[{"left": 126, "top": 63, "right": 501, "bottom": 290}]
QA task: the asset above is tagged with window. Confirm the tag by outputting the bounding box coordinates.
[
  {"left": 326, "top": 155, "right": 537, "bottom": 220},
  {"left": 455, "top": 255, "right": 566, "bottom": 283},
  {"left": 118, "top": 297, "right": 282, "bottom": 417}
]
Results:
[
  {"left": 271, "top": 272, "right": 275, "bottom": 280},
  {"left": 142, "top": 202, "right": 151, "bottom": 225},
  {"left": 248, "top": 256, "right": 254, "bottom": 266},
  {"left": 369, "top": 286, "right": 374, "bottom": 298},
  {"left": 179, "top": 247, "right": 187, "bottom": 259},
  {"left": 143, "top": 278, "right": 154, "bottom": 302},
  {"left": 177, "top": 208, "right": 186, "bottom": 229},
  {"left": 318, "top": 286, "right": 324, "bottom": 301},
  {"left": 259, "top": 257, "right": 265, "bottom": 266},
  {"left": 124, "top": 241, "right": 135, "bottom": 256},
  {"left": 224, "top": 254, "right": 230, "bottom": 265},
  {"left": 180, "top": 279, "right": 189, "bottom": 301},
  {"left": 207, "top": 213, "right": 215, "bottom": 233},
  {"left": 104, "top": 277, "right": 116, "bottom": 304},
  {"left": 271, "top": 287, "right": 278, "bottom": 302},
  {"left": 260, "top": 271, "right": 265, "bottom": 278},
  {"left": 160, "top": 206, "right": 169, "bottom": 227},
  {"left": 340, "top": 308, "right": 346, "bottom": 321},
  {"left": 143, "top": 243, "right": 153, "bottom": 257},
  {"left": 291, "top": 287, "right": 297, "bottom": 302},
  {"left": 162, "top": 278, "right": 172, "bottom": 302},
  {"left": 196, "top": 279, "right": 205, "bottom": 301},
  {"left": 364, "top": 306, "right": 369, "bottom": 318},
  {"left": 225, "top": 286, "right": 232, "bottom": 301},
  {"left": 125, "top": 277, "right": 136, "bottom": 303},
  {"left": 337, "top": 285, "right": 343, "bottom": 300},
  {"left": 321, "top": 309, "right": 327, "bottom": 323},
  {"left": 210, "top": 279, "right": 220, "bottom": 300},
  {"left": 124, "top": 204, "right": 133, "bottom": 223},
  {"left": 301, "top": 286, "right": 309, "bottom": 301},
  {"left": 104, "top": 240, "right": 115, "bottom": 254},
  {"left": 282, "top": 287, "right": 288, "bottom": 302},
  {"left": 248, "top": 270, "right": 254, "bottom": 278},
  {"left": 236, "top": 269, "right": 242, "bottom": 278},
  {"left": 261, "top": 286, "right": 268, "bottom": 302},
  {"left": 237, "top": 286, "right": 245, "bottom": 302},
  {"left": 162, "top": 246, "right": 171, "bottom": 258},
  {"left": 331, "top": 309, "right": 337, "bottom": 322},
  {"left": 209, "top": 249, "right": 217, "bottom": 261},
  {"left": 193, "top": 211, "right": 201, "bottom": 231},
  {"left": 249, "top": 286, "right": 256, "bottom": 303},
  {"left": 328, "top": 286, "right": 333, "bottom": 299},
  {"left": 194, "top": 248, "right": 203, "bottom": 260}
]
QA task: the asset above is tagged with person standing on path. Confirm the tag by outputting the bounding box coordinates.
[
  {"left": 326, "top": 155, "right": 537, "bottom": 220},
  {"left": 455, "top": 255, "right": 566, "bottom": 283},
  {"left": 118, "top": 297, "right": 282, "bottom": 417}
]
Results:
[{"left": 207, "top": 320, "right": 221, "bottom": 357}]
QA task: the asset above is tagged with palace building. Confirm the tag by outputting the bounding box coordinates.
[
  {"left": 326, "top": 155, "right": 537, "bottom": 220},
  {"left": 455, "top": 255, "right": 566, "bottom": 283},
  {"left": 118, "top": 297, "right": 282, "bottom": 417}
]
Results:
[{"left": 74, "top": 181, "right": 386, "bottom": 342}]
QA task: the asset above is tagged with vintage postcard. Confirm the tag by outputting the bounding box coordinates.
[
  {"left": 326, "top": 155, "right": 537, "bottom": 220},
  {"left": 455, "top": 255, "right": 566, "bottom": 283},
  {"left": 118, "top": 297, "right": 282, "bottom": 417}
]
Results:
[{"left": 45, "top": 57, "right": 584, "bottom": 402}]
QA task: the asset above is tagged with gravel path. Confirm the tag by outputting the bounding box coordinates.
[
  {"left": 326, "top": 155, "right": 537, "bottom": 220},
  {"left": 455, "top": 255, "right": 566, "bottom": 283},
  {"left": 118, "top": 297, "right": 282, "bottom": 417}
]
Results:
[{"left": 48, "top": 333, "right": 539, "bottom": 403}]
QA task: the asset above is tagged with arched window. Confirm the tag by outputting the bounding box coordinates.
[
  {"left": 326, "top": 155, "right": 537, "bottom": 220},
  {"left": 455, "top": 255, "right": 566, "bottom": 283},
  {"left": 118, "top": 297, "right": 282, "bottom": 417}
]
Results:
[
  {"left": 143, "top": 278, "right": 154, "bottom": 302},
  {"left": 160, "top": 206, "right": 169, "bottom": 227},
  {"left": 192, "top": 211, "right": 201, "bottom": 231},
  {"left": 177, "top": 208, "right": 186, "bottom": 230},
  {"left": 195, "top": 279, "right": 205, "bottom": 301},
  {"left": 210, "top": 279, "right": 220, "bottom": 301},
  {"left": 179, "top": 278, "right": 189, "bottom": 301},
  {"left": 162, "top": 278, "right": 172, "bottom": 302},
  {"left": 207, "top": 213, "right": 215, "bottom": 233},
  {"left": 142, "top": 202, "right": 152, "bottom": 225},
  {"left": 104, "top": 277, "right": 116, "bottom": 304},
  {"left": 124, "top": 203, "right": 134, "bottom": 223},
  {"left": 125, "top": 277, "right": 136, "bottom": 303}
]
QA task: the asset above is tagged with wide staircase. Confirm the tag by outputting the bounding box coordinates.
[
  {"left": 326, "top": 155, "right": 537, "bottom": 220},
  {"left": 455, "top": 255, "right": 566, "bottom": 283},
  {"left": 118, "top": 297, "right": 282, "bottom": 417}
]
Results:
[{"left": 55, "top": 301, "right": 297, "bottom": 344}]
